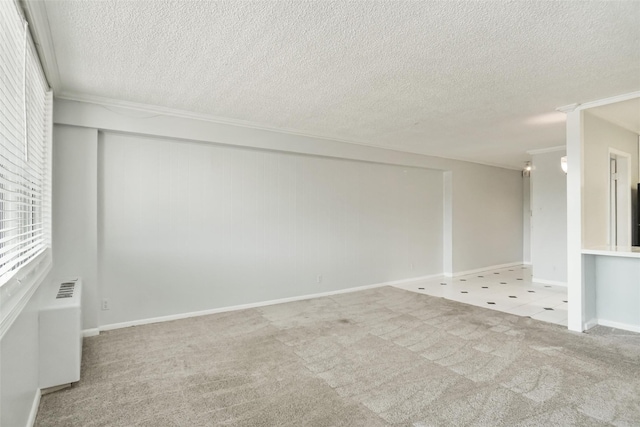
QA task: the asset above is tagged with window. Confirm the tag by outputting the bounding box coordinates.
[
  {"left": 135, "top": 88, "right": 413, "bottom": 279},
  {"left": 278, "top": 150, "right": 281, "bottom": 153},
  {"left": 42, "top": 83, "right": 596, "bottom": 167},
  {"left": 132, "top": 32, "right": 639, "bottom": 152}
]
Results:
[{"left": 0, "top": 0, "right": 52, "bottom": 287}]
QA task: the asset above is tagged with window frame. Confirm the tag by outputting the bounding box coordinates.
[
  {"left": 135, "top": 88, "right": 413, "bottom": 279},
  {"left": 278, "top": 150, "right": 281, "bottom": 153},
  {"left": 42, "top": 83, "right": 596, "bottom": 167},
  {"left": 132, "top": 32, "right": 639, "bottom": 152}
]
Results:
[{"left": 0, "top": 0, "right": 52, "bottom": 338}]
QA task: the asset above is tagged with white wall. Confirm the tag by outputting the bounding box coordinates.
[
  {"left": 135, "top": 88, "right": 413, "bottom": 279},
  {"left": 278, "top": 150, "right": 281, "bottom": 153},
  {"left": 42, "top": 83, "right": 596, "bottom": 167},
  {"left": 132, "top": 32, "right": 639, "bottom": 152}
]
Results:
[
  {"left": 522, "top": 175, "right": 531, "bottom": 264},
  {"left": 592, "top": 255, "right": 640, "bottom": 329},
  {"left": 0, "top": 277, "right": 50, "bottom": 427},
  {"left": 99, "top": 132, "right": 443, "bottom": 324},
  {"left": 449, "top": 165, "right": 523, "bottom": 273},
  {"left": 583, "top": 112, "right": 639, "bottom": 248},
  {"left": 52, "top": 98, "right": 523, "bottom": 328},
  {"left": 52, "top": 126, "right": 99, "bottom": 330},
  {"left": 530, "top": 150, "right": 567, "bottom": 284}
]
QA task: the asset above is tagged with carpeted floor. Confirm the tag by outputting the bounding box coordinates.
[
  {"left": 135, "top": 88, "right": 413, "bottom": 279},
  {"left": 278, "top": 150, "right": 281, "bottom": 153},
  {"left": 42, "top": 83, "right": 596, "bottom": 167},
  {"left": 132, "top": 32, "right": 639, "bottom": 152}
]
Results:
[{"left": 36, "top": 286, "right": 640, "bottom": 426}]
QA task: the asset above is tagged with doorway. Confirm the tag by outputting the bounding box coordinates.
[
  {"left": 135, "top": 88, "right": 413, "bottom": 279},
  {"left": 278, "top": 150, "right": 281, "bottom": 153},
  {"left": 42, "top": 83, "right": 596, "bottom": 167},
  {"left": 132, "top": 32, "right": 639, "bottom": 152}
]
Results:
[{"left": 609, "top": 149, "right": 632, "bottom": 247}]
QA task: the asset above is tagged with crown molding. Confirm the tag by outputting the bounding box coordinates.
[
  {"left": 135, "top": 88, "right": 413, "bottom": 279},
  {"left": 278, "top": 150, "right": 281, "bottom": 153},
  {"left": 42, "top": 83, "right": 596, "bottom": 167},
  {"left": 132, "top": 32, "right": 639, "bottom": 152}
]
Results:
[
  {"left": 526, "top": 145, "right": 566, "bottom": 155},
  {"left": 577, "top": 91, "right": 640, "bottom": 111},
  {"left": 55, "top": 92, "right": 523, "bottom": 171},
  {"left": 556, "top": 103, "right": 579, "bottom": 114},
  {"left": 20, "top": 0, "right": 62, "bottom": 92},
  {"left": 557, "top": 91, "right": 640, "bottom": 114},
  {"left": 19, "top": 0, "right": 523, "bottom": 174}
]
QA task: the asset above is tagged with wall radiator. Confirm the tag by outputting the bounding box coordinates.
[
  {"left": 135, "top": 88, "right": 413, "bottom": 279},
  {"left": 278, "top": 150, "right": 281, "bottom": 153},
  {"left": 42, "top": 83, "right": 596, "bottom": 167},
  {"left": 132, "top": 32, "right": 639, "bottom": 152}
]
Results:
[{"left": 39, "top": 279, "right": 83, "bottom": 391}]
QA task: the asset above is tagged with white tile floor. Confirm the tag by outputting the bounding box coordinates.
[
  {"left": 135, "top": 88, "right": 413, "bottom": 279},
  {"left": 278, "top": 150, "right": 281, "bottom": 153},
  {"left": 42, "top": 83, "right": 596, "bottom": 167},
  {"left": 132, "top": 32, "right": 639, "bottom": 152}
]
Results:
[{"left": 394, "top": 265, "right": 568, "bottom": 327}]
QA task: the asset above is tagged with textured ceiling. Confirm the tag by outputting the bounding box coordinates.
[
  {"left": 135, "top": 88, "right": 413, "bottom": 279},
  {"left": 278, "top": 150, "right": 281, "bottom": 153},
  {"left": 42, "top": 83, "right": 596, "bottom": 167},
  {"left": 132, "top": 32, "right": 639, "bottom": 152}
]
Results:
[{"left": 40, "top": 0, "right": 640, "bottom": 168}]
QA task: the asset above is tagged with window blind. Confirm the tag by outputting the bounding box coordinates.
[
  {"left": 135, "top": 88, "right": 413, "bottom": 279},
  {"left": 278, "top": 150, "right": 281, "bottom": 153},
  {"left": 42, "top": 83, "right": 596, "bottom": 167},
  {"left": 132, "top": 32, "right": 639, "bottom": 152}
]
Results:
[{"left": 0, "top": 0, "right": 51, "bottom": 286}]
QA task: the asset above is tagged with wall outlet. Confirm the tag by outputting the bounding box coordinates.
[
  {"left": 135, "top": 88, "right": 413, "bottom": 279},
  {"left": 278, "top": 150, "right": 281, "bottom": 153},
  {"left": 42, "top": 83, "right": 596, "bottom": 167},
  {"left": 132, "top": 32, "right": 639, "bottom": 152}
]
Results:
[
  {"left": 410, "top": 263, "right": 414, "bottom": 270},
  {"left": 317, "top": 275, "right": 322, "bottom": 284},
  {"left": 101, "top": 299, "right": 110, "bottom": 311}
]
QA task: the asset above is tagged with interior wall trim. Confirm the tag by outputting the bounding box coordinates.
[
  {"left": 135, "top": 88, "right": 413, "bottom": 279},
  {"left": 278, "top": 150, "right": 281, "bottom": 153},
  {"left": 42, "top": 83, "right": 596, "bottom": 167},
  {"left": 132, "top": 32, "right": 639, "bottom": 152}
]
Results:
[
  {"left": 26, "top": 389, "right": 41, "bottom": 427},
  {"left": 82, "top": 328, "right": 100, "bottom": 338},
  {"left": 20, "top": 0, "right": 62, "bottom": 91},
  {"left": 96, "top": 274, "right": 442, "bottom": 333},
  {"left": 444, "top": 262, "right": 523, "bottom": 278},
  {"left": 526, "top": 146, "right": 566, "bottom": 155},
  {"left": 575, "top": 91, "right": 640, "bottom": 112},
  {"left": 584, "top": 318, "right": 599, "bottom": 331},
  {"left": 53, "top": 96, "right": 522, "bottom": 172},
  {"left": 531, "top": 277, "right": 567, "bottom": 287},
  {"left": 596, "top": 319, "right": 640, "bottom": 334}
]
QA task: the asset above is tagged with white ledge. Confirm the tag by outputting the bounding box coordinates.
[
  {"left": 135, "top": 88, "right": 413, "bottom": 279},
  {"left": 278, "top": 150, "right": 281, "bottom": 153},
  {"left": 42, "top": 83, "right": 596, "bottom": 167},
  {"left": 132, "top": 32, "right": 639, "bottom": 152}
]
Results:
[
  {"left": 582, "top": 246, "right": 640, "bottom": 259},
  {"left": 0, "top": 249, "right": 52, "bottom": 339}
]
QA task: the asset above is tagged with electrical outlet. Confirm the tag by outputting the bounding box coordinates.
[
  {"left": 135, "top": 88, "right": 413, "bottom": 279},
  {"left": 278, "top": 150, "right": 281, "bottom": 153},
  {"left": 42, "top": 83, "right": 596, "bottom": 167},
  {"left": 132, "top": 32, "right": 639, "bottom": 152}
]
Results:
[
  {"left": 410, "top": 263, "right": 414, "bottom": 270},
  {"left": 101, "top": 299, "right": 110, "bottom": 311},
  {"left": 317, "top": 275, "right": 322, "bottom": 284}
]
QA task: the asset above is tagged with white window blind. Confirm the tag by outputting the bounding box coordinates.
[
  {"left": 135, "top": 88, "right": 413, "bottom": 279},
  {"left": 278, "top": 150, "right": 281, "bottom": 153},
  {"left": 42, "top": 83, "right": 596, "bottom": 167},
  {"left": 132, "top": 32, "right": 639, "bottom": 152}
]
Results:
[{"left": 0, "top": 0, "right": 52, "bottom": 286}]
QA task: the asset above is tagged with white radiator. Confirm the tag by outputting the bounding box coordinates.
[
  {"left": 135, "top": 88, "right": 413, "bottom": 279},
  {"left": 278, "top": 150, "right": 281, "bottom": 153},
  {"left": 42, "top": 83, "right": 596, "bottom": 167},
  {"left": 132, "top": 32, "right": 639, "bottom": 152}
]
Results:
[{"left": 39, "top": 278, "right": 83, "bottom": 390}]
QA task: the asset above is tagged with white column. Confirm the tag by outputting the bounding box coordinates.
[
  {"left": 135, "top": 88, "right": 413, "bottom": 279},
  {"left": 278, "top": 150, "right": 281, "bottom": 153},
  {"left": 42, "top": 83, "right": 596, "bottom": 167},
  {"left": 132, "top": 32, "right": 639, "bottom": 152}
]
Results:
[{"left": 566, "top": 109, "right": 584, "bottom": 332}]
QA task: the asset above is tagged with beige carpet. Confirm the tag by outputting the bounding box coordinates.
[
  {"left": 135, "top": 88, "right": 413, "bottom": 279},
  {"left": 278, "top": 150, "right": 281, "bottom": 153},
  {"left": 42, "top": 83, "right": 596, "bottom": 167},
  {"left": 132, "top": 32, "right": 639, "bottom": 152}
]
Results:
[{"left": 36, "top": 286, "right": 640, "bottom": 426}]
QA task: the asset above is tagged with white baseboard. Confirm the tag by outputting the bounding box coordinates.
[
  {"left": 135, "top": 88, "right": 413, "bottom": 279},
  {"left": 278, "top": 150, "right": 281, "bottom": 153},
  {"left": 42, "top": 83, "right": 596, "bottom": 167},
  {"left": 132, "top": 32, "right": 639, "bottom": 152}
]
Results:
[
  {"left": 27, "top": 388, "right": 41, "bottom": 427},
  {"left": 386, "top": 274, "right": 443, "bottom": 285},
  {"left": 532, "top": 277, "right": 567, "bottom": 287},
  {"left": 595, "top": 319, "right": 640, "bottom": 333},
  {"left": 444, "top": 262, "right": 523, "bottom": 278},
  {"left": 584, "top": 318, "right": 598, "bottom": 331},
  {"left": 522, "top": 261, "right": 532, "bottom": 266},
  {"left": 99, "top": 274, "right": 440, "bottom": 332},
  {"left": 82, "top": 328, "right": 100, "bottom": 337}
]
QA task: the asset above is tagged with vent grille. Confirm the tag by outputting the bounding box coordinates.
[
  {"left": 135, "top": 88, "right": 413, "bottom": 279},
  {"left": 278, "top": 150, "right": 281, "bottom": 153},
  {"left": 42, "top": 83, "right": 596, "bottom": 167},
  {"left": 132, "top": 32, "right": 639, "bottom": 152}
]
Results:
[{"left": 56, "top": 282, "right": 76, "bottom": 299}]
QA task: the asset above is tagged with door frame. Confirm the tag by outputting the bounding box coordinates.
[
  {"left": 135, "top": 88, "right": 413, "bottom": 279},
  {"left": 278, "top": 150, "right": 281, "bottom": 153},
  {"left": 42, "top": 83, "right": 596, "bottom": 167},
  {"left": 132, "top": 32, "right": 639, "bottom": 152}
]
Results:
[{"left": 607, "top": 148, "right": 632, "bottom": 247}]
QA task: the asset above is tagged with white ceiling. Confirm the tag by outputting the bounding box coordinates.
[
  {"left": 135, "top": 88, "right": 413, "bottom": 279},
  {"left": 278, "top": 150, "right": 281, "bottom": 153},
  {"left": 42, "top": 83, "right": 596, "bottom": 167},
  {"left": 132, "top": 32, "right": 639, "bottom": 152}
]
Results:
[
  {"left": 35, "top": 0, "right": 640, "bottom": 168},
  {"left": 588, "top": 98, "right": 640, "bottom": 135}
]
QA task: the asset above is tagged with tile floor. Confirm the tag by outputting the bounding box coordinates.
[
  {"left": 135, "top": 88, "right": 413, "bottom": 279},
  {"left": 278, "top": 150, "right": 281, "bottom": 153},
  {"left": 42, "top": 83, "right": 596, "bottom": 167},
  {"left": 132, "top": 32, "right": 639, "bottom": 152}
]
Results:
[{"left": 394, "top": 265, "right": 568, "bottom": 326}]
